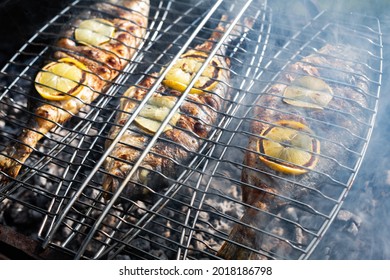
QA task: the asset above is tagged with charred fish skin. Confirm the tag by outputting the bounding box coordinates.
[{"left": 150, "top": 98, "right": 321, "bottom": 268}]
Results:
[
  {"left": 102, "top": 72, "right": 229, "bottom": 200},
  {"left": 217, "top": 44, "right": 370, "bottom": 260},
  {"left": 0, "top": 0, "right": 150, "bottom": 183},
  {"left": 102, "top": 16, "right": 252, "bottom": 201}
]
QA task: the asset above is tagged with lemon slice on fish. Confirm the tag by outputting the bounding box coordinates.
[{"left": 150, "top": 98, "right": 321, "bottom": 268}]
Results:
[
  {"left": 134, "top": 95, "right": 180, "bottom": 134},
  {"left": 162, "top": 50, "right": 222, "bottom": 94},
  {"left": 35, "top": 57, "right": 87, "bottom": 101},
  {"left": 75, "top": 18, "right": 115, "bottom": 46},
  {"left": 257, "top": 120, "right": 320, "bottom": 175},
  {"left": 135, "top": 117, "right": 174, "bottom": 134},
  {"left": 283, "top": 76, "right": 333, "bottom": 109}
]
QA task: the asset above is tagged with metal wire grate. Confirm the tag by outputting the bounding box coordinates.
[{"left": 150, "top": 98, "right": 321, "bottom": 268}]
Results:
[
  {"left": 0, "top": 0, "right": 382, "bottom": 260},
  {"left": 205, "top": 10, "right": 382, "bottom": 260}
]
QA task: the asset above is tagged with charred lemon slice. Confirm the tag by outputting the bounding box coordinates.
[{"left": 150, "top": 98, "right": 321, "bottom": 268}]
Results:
[
  {"left": 134, "top": 95, "right": 180, "bottom": 134},
  {"left": 283, "top": 76, "right": 333, "bottom": 109},
  {"left": 34, "top": 57, "right": 87, "bottom": 101},
  {"left": 75, "top": 18, "right": 115, "bottom": 46},
  {"left": 162, "top": 50, "right": 222, "bottom": 94},
  {"left": 257, "top": 120, "right": 320, "bottom": 175}
]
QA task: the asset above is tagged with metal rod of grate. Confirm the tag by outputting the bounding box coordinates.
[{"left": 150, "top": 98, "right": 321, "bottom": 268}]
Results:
[{"left": 0, "top": 0, "right": 382, "bottom": 260}]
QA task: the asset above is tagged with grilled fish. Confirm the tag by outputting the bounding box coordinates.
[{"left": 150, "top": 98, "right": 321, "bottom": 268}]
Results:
[
  {"left": 0, "top": 0, "right": 150, "bottom": 182},
  {"left": 217, "top": 44, "right": 370, "bottom": 259},
  {"left": 102, "top": 16, "right": 252, "bottom": 200}
]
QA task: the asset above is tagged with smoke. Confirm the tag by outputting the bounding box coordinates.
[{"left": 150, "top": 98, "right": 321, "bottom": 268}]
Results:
[
  {"left": 302, "top": 1, "right": 390, "bottom": 259},
  {"left": 240, "top": 0, "right": 390, "bottom": 260}
]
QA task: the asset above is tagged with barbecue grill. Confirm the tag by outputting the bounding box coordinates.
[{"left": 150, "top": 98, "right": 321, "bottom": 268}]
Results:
[{"left": 0, "top": 0, "right": 383, "bottom": 260}]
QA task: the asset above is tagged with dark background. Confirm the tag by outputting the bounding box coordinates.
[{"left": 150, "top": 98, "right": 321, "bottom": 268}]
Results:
[
  {"left": 1, "top": 0, "right": 388, "bottom": 66},
  {"left": 0, "top": 0, "right": 71, "bottom": 66}
]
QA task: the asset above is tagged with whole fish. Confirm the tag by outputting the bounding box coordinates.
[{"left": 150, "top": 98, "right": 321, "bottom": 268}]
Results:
[
  {"left": 102, "top": 16, "right": 253, "bottom": 200},
  {"left": 217, "top": 44, "right": 370, "bottom": 259},
  {"left": 0, "top": 0, "right": 150, "bottom": 182}
]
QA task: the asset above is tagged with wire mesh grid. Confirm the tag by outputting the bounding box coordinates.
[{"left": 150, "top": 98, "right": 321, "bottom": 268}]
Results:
[
  {"left": 0, "top": 0, "right": 383, "bottom": 260},
  {"left": 213, "top": 11, "right": 383, "bottom": 259}
]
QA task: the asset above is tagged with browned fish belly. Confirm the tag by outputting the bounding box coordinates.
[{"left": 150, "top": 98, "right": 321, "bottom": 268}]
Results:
[
  {"left": 217, "top": 44, "right": 370, "bottom": 259},
  {"left": 102, "top": 17, "right": 252, "bottom": 200},
  {"left": 0, "top": 0, "right": 150, "bottom": 182}
]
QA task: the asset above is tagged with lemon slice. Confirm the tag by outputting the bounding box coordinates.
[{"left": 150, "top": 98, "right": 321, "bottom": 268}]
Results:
[
  {"left": 75, "top": 18, "right": 115, "bottom": 46},
  {"left": 34, "top": 57, "right": 87, "bottom": 101},
  {"left": 147, "top": 95, "right": 177, "bottom": 109},
  {"left": 134, "top": 96, "right": 180, "bottom": 134},
  {"left": 135, "top": 116, "right": 174, "bottom": 134},
  {"left": 138, "top": 104, "right": 172, "bottom": 121},
  {"left": 257, "top": 120, "right": 320, "bottom": 175},
  {"left": 162, "top": 50, "right": 222, "bottom": 94},
  {"left": 283, "top": 76, "right": 333, "bottom": 109}
]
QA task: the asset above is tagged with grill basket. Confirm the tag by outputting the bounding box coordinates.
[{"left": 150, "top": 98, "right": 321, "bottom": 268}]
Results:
[{"left": 0, "top": 0, "right": 383, "bottom": 260}]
